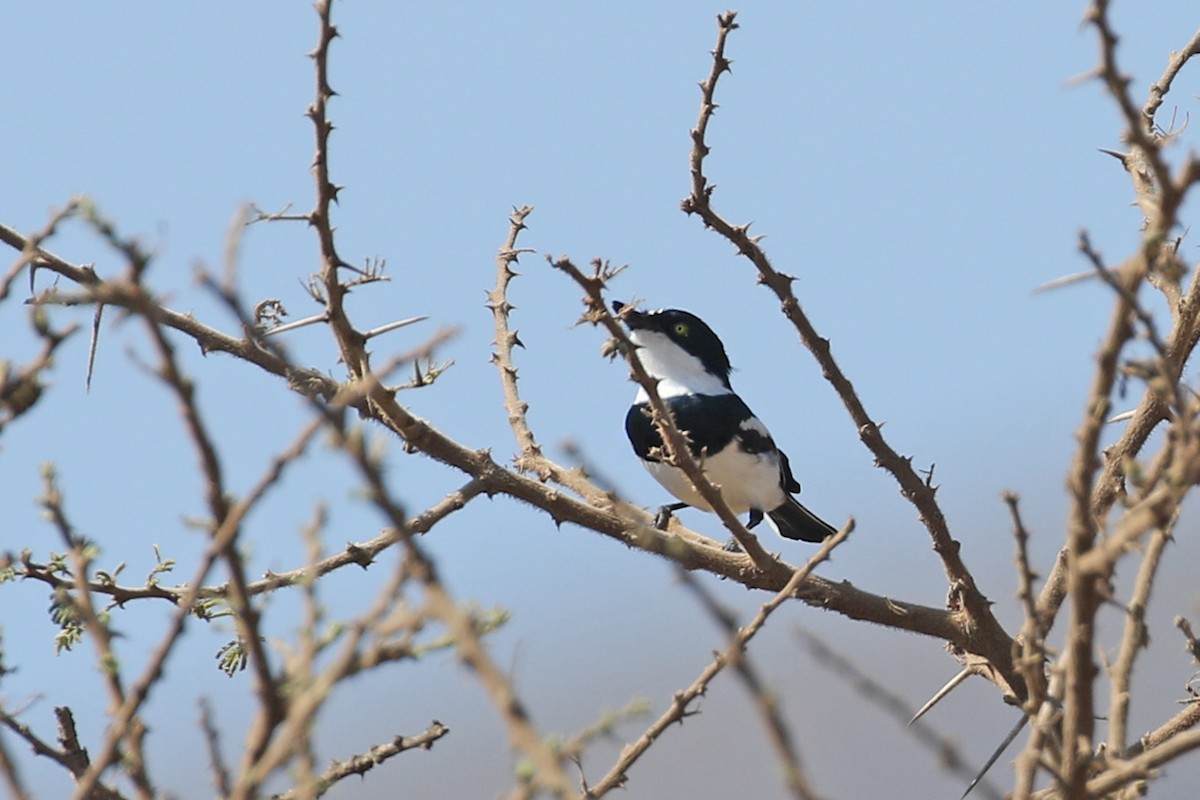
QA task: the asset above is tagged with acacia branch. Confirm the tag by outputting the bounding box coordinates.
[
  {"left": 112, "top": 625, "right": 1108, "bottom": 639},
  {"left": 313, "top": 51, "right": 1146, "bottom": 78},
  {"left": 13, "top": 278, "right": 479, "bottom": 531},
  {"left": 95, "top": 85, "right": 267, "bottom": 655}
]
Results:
[
  {"left": 679, "top": 571, "right": 818, "bottom": 800},
  {"left": 1005, "top": 492, "right": 1048, "bottom": 722},
  {"left": 39, "top": 469, "right": 149, "bottom": 798},
  {"left": 317, "top": 395, "right": 576, "bottom": 797},
  {"left": 678, "top": 10, "right": 1022, "bottom": 703},
  {"left": 489, "top": 206, "right": 541, "bottom": 461},
  {"left": 1049, "top": 5, "right": 1200, "bottom": 786},
  {"left": 68, "top": 410, "right": 324, "bottom": 800},
  {"left": 14, "top": 478, "right": 486, "bottom": 610},
  {"left": 1127, "top": 700, "right": 1200, "bottom": 759},
  {"left": 271, "top": 721, "right": 450, "bottom": 800},
  {"left": 795, "top": 628, "right": 1006, "bottom": 800},
  {"left": 1069, "top": 8, "right": 1200, "bottom": 527},
  {"left": 0, "top": 706, "right": 123, "bottom": 800},
  {"left": 1, "top": 220, "right": 339, "bottom": 402},
  {"left": 0, "top": 42, "right": 992, "bottom": 692},
  {"left": 1032, "top": 729, "right": 1200, "bottom": 799},
  {"left": 585, "top": 524, "right": 850, "bottom": 798},
  {"left": 1107, "top": 526, "right": 1173, "bottom": 756}
]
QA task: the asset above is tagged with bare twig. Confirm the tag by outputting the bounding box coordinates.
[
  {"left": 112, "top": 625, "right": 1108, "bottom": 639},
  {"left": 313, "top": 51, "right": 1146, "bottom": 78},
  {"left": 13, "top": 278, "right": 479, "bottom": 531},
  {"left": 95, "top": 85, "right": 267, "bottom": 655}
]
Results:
[
  {"left": 1177, "top": 616, "right": 1200, "bottom": 668},
  {"left": 199, "top": 699, "right": 232, "bottom": 799},
  {"left": 489, "top": 205, "right": 543, "bottom": 464},
  {"left": 71, "top": 410, "right": 324, "bottom": 800},
  {"left": 1127, "top": 699, "right": 1200, "bottom": 759},
  {"left": 488, "top": 210, "right": 636, "bottom": 511},
  {"left": 678, "top": 9, "right": 1023, "bottom": 705},
  {"left": 270, "top": 721, "right": 450, "bottom": 800},
  {"left": 1032, "top": 729, "right": 1200, "bottom": 799},
  {"left": 678, "top": 571, "right": 818, "bottom": 799},
  {"left": 1, "top": 313, "right": 78, "bottom": 428},
  {"left": 1059, "top": 277, "right": 1133, "bottom": 793},
  {"left": 1060, "top": 4, "right": 1200, "bottom": 554},
  {"left": 558, "top": 700, "right": 650, "bottom": 767},
  {"left": 0, "top": 706, "right": 122, "bottom": 800},
  {"left": 1035, "top": 5, "right": 1200, "bottom": 785},
  {"left": 1006, "top": 492, "right": 1047, "bottom": 715},
  {"left": 585, "top": 523, "right": 851, "bottom": 798},
  {"left": 0, "top": 198, "right": 81, "bottom": 301},
  {"left": 319, "top": 401, "right": 576, "bottom": 797},
  {"left": 0, "top": 724, "right": 30, "bottom": 800},
  {"left": 39, "top": 468, "right": 145, "bottom": 796},
  {"left": 794, "top": 628, "right": 1004, "bottom": 800},
  {"left": 1108, "top": 526, "right": 1174, "bottom": 755}
]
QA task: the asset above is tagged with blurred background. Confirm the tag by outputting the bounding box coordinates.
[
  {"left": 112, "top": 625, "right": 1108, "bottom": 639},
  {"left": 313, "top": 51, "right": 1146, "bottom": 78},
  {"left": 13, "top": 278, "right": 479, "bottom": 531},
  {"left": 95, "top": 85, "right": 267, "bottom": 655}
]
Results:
[{"left": 3, "top": 2, "right": 1200, "bottom": 797}]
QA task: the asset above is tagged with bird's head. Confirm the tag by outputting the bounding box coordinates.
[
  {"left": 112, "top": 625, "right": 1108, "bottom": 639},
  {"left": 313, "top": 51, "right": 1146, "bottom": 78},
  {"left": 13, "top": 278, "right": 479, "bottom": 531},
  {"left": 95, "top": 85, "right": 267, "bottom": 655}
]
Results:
[{"left": 612, "top": 301, "right": 732, "bottom": 395}]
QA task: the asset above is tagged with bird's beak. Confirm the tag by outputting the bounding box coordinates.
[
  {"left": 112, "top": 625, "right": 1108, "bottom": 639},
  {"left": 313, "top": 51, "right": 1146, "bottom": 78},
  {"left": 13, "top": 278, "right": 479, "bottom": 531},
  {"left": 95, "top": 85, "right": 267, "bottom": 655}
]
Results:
[{"left": 611, "top": 300, "right": 651, "bottom": 330}]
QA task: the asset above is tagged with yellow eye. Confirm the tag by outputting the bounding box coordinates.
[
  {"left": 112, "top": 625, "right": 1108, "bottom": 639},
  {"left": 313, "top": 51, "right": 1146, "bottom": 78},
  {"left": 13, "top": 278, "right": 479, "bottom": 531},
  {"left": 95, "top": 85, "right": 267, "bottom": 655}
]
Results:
[{"left": 673, "top": 323, "right": 689, "bottom": 336}]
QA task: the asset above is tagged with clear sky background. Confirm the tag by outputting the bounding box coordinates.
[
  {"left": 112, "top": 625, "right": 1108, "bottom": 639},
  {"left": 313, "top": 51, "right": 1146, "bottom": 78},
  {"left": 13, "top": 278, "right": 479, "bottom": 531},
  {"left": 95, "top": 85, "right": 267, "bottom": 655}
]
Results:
[{"left": 3, "top": 2, "right": 1200, "bottom": 798}]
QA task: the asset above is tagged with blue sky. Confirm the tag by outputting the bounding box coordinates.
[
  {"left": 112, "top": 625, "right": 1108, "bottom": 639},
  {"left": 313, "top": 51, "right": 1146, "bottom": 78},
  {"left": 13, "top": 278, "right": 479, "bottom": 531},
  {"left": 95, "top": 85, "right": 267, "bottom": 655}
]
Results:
[{"left": 3, "top": 2, "right": 1200, "bottom": 798}]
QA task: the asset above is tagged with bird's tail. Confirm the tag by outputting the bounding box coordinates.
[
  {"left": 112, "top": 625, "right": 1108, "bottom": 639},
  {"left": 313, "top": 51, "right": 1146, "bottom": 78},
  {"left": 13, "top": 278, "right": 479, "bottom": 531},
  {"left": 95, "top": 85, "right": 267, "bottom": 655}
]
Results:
[{"left": 767, "top": 496, "right": 837, "bottom": 543}]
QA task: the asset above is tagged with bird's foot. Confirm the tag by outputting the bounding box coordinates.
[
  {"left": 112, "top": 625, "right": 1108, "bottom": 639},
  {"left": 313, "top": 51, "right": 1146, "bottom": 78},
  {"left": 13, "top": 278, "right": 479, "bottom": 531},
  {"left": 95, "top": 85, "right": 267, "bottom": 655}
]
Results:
[
  {"left": 722, "top": 536, "right": 744, "bottom": 553},
  {"left": 653, "top": 502, "right": 688, "bottom": 530}
]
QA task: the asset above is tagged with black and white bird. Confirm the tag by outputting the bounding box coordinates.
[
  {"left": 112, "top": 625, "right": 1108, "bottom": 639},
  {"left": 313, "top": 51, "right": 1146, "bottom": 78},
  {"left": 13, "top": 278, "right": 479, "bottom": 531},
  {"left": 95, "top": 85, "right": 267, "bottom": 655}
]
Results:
[{"left": 613, "top": 301, "right": 836, "bottom": 543}]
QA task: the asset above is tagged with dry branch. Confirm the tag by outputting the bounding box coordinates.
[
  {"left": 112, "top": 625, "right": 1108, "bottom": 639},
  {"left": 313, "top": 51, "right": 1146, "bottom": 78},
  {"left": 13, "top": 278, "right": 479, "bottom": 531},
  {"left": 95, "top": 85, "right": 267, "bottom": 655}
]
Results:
[
  {"left": 584, "top": 524, "right": 850, "bottom": 798},
  {"left": 679, "top": 9, "right": 1023, "bottom": 705}
]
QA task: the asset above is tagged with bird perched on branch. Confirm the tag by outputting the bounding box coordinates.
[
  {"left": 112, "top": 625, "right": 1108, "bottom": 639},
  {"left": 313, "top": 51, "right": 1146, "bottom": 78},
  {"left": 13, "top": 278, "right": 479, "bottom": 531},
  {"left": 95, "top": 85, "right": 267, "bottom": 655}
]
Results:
[{"left": 612, "top": 300, "right": 835, "bottom": 544}]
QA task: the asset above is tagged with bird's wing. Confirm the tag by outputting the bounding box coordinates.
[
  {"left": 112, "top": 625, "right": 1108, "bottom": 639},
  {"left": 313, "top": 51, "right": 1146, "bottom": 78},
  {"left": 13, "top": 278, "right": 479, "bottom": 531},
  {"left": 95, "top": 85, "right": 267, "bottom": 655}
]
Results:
[
  {"left": 776, "top": 449, "right": 803, "bottom": 494},
  {"left": 625, "top": 394, "right": 765, "bottom": 462}
]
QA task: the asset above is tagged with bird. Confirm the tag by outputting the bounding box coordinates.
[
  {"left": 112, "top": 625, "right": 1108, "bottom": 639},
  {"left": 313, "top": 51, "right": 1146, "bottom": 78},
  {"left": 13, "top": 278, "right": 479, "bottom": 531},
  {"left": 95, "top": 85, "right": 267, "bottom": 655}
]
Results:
[{"left": 612, "top": 300, "right": 836, "bottom": 544}]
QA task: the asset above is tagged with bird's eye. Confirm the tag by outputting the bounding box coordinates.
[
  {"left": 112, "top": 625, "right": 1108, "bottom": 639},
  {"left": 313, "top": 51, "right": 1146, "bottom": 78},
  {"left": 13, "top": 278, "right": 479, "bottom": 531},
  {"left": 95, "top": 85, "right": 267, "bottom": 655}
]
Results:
[{"left": 673, "top": 323, "right": 689, "bottom": 336}]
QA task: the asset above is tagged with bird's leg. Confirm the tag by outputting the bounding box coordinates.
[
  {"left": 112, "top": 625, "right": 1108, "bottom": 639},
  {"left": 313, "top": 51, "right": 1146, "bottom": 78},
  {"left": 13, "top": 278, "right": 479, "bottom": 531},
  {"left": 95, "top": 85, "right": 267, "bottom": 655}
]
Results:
[
  {"left": 654, "top": 502, "right": 689, "bottom": 530},
  {"left": 724, "top": 509, "right": 763, "bottom": 552}
]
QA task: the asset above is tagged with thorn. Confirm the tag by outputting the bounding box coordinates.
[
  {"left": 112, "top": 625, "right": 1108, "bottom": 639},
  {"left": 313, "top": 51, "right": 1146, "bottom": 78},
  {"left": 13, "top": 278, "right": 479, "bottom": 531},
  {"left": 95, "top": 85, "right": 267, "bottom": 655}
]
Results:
[
  {"left": 909, "top": 667, "right": 972, "bottom": 725},
  {"left": 961, "top": 714, "right": 1028, "bottom": 798},
  {"left": 1098, "top": 147, "right": 1129, "bottom": 165},
  {"left": 85, "top": 304, "right": 104, "bottom": 392},
  {"left": 1032, "top": 270, "right": 1099, "bottom": 293},
  {"left": 361, "top": 315, "right": 428, "bottom": 341}
]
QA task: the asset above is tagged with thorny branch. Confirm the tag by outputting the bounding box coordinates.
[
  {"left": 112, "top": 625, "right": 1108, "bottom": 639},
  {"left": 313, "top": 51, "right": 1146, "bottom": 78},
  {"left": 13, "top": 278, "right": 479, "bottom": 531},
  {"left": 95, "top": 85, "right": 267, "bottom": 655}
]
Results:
[
  {"left": 679, "top": 570, "right": 819, "bottom": 800},
  {"left": 1038, "top": 5, "right": 1200, "bottom": 796},
  {"left": 271, "top": 721, "right": 450, "bottom": 800},
  {"left": 679, "top": 8, "right": 1200, "bottom": 799},
  {"left": 584, "top": 525, "right": 850, "bottom": 798},
  {"left": 794, "top": 628, "right": 1005, "bottom": 800},
  {"left": 679, "top": 10, "right": 1023, "bottom": 705}
]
